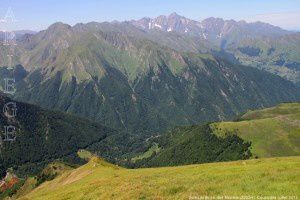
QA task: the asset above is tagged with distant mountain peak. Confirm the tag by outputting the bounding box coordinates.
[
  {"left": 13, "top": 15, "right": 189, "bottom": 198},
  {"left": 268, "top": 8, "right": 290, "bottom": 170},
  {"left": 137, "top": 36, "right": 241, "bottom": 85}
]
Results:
[
  {"left": 169, "top": 12, "right": 179, "bottom": 16},
  {"left": 43, "top": 22, "right": 73, "bottom": 39},
  {"left": 130, "top": 12, "right": 198, "bottom": 34},
  {"left": 202, "top": 17, "right": 224, "bottom": 22},
  {"left": 129, "top": 13, "right": 289, "bottom": 39},
  {"left": 48, "top": 22, "right": 72, "bottom": 31},
  {"left": 168, "top": 12, "right": 182, "bottom": 18}
]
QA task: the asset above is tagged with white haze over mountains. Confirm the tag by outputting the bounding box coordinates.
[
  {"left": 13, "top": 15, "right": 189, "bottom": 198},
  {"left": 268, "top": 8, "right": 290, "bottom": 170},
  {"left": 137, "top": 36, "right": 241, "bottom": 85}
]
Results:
[{"left": 243, "top": 11, "right": 300, "bottom": 31}]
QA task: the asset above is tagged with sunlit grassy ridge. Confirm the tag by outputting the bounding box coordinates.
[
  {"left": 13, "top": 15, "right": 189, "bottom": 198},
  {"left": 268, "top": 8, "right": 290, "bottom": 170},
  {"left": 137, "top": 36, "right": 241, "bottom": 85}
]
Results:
[
  {"left": 11, "top": 162, "right": 75, "bottom": 199},
  {"left": 19, "top": 156, "right": 300, "bottom": 200},
  {"left": 15, "top": 103, "right": 300, "bottom": 199},
  {"left": 211, "top": 103, "right": 300, "bottom": 158},
  {"left": 241, "top": 103, "right": 300, "bottom": 120}
]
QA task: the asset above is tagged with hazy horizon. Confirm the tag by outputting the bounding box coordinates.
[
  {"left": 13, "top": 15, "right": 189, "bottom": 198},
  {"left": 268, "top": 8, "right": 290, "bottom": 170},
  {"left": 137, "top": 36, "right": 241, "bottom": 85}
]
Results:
[{"left": 0, "top": 0, "right": 299, "bottom": 32}]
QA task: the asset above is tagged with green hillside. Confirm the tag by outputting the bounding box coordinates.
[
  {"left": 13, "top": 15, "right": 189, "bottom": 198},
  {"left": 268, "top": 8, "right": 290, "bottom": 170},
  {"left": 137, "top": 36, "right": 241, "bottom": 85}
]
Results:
[
  {"left": 1, "top": 22, "right": 299, "bottom": 137},
  {"left": 19, "top": 156, "right": 300, "bottom": 200},
  {"left": 0, "top": 94, "right": 118, "bottom": 178},
  {"left": 130, "top": 103, "right": 300, "bottom": 167},
  {"left": 131, "top": 124, "right": 252, "bottom": 168},
  {"left": 211, "top": 103, "right": 300, "bottom": 158},
  {"left": 225, "top": 33, "right": 300, "bottom": 85}
]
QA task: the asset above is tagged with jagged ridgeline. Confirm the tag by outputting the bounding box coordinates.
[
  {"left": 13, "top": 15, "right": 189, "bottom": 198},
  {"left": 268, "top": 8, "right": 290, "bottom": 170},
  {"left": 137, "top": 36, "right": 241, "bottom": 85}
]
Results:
[
  {"left": 0, "top": 94, "right": 117, "bottom": 177},
  {"left": 0, "top": 21, "right": 298, "bottom": 136},
  {"left": 130, "top": 13, "right": 300, "bottom": 85}
]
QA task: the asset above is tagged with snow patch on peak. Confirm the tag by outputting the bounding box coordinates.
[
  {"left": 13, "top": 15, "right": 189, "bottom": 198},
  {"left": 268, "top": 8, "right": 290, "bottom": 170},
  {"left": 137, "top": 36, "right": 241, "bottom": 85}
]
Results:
[
  {"left": 148, "top": 22, "right": 152, "bottom": 29},
  {"left": 154, "top": 23, "right": 162, "bottom": 29},
  {"left": 216, "top": 33, "right": 223, "bottom": 38}
]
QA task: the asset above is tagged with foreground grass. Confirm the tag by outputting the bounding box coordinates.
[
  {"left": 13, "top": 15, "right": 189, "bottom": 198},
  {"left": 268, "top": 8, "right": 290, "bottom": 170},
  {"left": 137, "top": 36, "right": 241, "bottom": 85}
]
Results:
[{"left": 19, "top": 156, "right": 300, "bottom": 200}]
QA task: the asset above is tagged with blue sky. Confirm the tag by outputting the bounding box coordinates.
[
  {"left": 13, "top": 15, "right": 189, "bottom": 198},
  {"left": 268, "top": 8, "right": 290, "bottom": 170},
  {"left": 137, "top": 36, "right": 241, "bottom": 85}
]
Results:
[{"left": 0, "top": 0, "right": 300, "bottom": 31}]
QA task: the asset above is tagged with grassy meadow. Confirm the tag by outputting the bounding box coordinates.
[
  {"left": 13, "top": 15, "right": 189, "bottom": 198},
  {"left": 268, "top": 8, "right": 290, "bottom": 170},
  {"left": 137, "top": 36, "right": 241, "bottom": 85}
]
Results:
[
  {"left": 18, "top": 156, "right": 300, "bottom": 200},
  {"left": 9, "top": 103, "right": 300, "bottom": 199},
  {"left": 211, "top": 103, "right": 300, "bottom": 158}
]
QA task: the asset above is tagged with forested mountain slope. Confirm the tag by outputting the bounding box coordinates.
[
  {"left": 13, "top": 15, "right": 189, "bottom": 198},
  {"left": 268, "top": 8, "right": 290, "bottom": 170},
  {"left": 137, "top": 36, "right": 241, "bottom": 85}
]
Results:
[
  {"left": 0, "top": 94, "right": 116, "bottom": 178},
  {"left": 0, "top": 21, "right": 299, "bottom": 136},
  {"left": 132, "top": 103, "right": 300, "bottom": 167}
]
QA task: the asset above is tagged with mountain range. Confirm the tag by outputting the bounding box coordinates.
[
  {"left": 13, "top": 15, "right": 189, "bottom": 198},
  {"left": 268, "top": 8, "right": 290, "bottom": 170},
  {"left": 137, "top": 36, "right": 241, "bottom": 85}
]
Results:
[
  {"left": 129, "top": 13, "right": 300, "bottom": 84},
  {"left": 0, "top": 13, "right": 299, "bottom": 136},
  {"left": 130, "top": 12, "right": 288, "bottom": 38},
  {"left": 0, "top": 13, "right": 299, "bottom": 199}
]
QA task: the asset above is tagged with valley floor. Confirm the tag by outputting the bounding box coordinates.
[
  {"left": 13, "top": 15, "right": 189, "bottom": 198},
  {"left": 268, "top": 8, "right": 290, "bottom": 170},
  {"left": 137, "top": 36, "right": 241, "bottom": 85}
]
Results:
[{"left": 19, "top": 156, "right": 300, "bottom": 200}]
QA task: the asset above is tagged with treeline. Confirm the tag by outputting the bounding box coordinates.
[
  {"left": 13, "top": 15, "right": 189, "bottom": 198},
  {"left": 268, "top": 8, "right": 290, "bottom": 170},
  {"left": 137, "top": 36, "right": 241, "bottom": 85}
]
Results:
[{"left": 130, "top": 124, "right": 252, "bottom": 167}]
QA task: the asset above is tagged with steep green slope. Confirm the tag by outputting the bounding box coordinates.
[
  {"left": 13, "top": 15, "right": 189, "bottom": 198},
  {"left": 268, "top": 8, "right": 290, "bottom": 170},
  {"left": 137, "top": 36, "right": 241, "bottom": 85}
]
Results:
[
  {"left": 0, "top": 94, "right": 117, "bottom": 178},
  {"left": 131, "top": 124, "right": 251, "bottom": 167},
  {"left": 129, "top": 14, "right": 300, "bottom": 84},
  {"left": 211, "top": 103, "right": 300, "bottom": 158},
  {"left": 132, "top": 103, "right": 300, "bottom": 167},
  {"left": 1, "top": 22, "right": 299, "bottom": 136},
  {"left": 19, "top": 156, "right": 300, "bottom": 200},
  {"left": 225, "top": 33, "right": 300, "bottom": 85}
]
